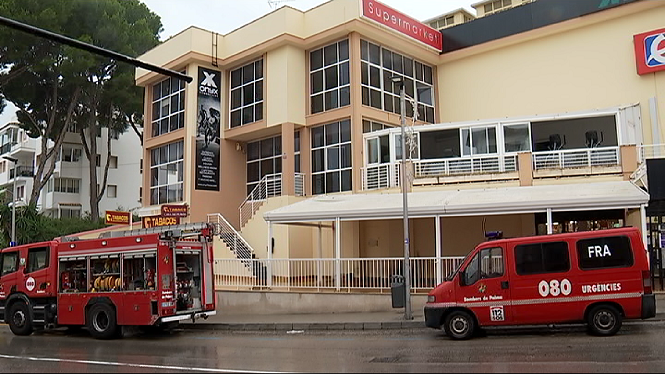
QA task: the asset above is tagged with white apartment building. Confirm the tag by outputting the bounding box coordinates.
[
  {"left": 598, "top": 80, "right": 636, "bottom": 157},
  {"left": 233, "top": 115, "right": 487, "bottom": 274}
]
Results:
[{"left": 0, "top": 122, "right": 143, "bottom": 218}]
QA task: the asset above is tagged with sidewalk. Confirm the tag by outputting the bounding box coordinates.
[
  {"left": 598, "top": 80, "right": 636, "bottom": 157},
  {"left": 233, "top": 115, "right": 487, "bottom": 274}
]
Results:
[{"left": 179, "top": 293, "right": 665, "bottom": 332}]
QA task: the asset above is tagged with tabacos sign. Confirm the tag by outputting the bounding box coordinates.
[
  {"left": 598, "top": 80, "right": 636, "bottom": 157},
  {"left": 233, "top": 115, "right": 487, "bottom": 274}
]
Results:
[
  {"left": 361, "top": 0, "right": 442, "bottom": 51},
  {"left": 142, "top": 216, "right": 180, "bottom": 229},
  {"left": 105, "top": 210, "right": 130, "bottom": 225},
  {"left": 161, "top": 204, "right": 188, "bottom": 217},
  {"left": 634, "top": 27, "right": 665, "bottom": 75}
]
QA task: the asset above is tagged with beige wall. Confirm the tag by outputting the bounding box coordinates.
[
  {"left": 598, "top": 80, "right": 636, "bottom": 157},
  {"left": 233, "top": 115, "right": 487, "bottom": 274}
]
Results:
[
  {"left": 442, "top": 214, "right": 535, "bottom": 256},
  {"left": 267, "top": 46, "right": 307, "bottom": 126},
  {"left": 438, "top": 2, "right": 665, "bottom": 146}
]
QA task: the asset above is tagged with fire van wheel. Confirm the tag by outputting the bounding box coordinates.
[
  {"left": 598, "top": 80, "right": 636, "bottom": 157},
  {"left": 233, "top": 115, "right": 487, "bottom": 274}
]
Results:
[
  {"left": 8, "top": 302, "right": 33, "bottom": 336},
  {"left": 86, "top": 304, "right": 118, "bottom": 340},
  {"left": 444, "top": 310, "right": 475, "bottom": 340},
  {"left": 587, "top": 305, "right": 622, "bottom": 337}
]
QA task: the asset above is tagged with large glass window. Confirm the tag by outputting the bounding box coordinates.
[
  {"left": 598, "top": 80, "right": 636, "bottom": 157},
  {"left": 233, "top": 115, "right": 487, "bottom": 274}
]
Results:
[
  {"left": 47, "top": 178, "right": 81, "bottom": 194},
  {"left": 503, "top": 123, "right": 531, "bottom": 153},
  {"left": 152, "top": 74, "right": 186, "bottom": 137},
  {"left": 310, "top": 40, "right": 350, "bottom": 114},
  {"left": 311, "top": 120, "right": 352, "bottom": 195},
  {"left": 361, "top": 40, "right": 435, "bottom": 123},
  {"left": 230, "top": 59, "right": 264, "bottom": 128},
  {"left": 419, "top": 130, "right": 460, "bottom": 159},
  {"left": 60, "top": 145, "right": 82, "bottom": 162},
  {"left": 515, "top": 242, "right": 570, "bottom": 275},
  {"left": 577, "top": 236, "right": 634, "bottom": 270},
  {"left": 150, "top": 141, "right": 184, "bottom": 205},
  {"left": 246, "top": 136, "right": 282, "bottom": 195},
  {"left": 462, "top": 126, "right": 497, "bottom": 156}
]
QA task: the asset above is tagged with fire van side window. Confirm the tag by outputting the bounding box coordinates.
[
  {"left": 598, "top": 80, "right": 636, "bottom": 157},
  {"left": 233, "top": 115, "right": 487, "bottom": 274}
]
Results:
[
  {"left": 1, "top": 252, "right": 18, "bottom": 276},
  {"left": 576, "top": 236, "right": 633, "bottom": 270},
  {"left": 27, "top": 247, "right": 49, "bottom": 273},
  {"left": 514, "top": 241, "right": 570, "bottom": 276}
]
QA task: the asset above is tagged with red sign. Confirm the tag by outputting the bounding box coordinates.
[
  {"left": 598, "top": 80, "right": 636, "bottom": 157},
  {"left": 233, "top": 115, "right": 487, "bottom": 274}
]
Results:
[
  {"left": 634, "top": 28, "right": 665, "bottom": 75},
  {"left": 142, "top": 216, "right": 180, "bottom": 229},
  {"left": 105, "top": 211, "right": 130, "bottom": 225},
  {"left": 161, "top": 204, "right": 188, "bottom": 217},
  {"left": 361, "top": 0, "right": 442, "bottom": 51}
]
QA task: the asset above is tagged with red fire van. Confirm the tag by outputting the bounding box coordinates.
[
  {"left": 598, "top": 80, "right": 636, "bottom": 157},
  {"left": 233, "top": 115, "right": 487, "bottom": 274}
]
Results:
[{"left": 425, "top": 227, "right": 656, "bottom": 339}]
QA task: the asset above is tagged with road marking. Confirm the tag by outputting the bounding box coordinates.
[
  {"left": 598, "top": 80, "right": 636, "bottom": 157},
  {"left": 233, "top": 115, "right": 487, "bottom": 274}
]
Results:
[{"left": 0, "top": 354, "right": 291, "bottom": 373}]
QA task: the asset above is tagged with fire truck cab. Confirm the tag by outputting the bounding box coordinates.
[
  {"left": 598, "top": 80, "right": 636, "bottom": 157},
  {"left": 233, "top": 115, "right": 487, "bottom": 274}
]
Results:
[
  {"left": 425, "top": 227, "right": 656, "bottom": 339},
  {"left": 0, "top": 223, "right": 217, "bottom": 339}
]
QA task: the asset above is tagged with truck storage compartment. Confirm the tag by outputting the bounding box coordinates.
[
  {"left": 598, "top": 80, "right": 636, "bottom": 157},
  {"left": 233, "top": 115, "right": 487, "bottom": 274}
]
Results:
[{"left": 175, "top": 250, "right": 202, "bottom": 311}]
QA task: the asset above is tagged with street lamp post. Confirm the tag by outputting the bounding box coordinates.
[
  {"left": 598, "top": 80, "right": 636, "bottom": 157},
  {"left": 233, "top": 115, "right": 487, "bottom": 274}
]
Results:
[
  {"left": 3, "top": 156, "right": 18, "bottom": 246},
  {"left": 391, "top": 76, "right": 412, "bottom": 321}
]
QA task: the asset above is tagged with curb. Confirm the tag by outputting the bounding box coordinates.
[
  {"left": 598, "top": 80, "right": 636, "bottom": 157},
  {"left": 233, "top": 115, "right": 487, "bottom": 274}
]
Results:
[{"left": 180, "top": 320, "right": 426, "bottom": 331}]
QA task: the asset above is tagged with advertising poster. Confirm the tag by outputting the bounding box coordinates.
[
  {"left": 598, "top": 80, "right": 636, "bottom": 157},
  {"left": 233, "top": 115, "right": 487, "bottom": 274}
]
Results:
[{"left": 196, "top": 67, "right": 221, "bottom": 191}]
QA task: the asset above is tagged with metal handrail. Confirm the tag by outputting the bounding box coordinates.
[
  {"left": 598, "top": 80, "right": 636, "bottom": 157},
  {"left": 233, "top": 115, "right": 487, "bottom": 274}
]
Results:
[{"left": 207, "top": 213, "right": 256, "bottom": 261}]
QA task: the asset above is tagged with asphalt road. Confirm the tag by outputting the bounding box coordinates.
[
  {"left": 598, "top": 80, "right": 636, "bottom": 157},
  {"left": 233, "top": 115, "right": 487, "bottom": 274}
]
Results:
[{"left": 1, "top": 321, "right": 665, "bottom": 373}]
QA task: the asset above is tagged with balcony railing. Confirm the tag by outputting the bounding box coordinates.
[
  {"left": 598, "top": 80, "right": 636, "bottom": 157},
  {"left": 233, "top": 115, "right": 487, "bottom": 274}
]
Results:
[
  {"left": 639, "top": 144, "right": 665, "bottom": 162},
  {"left": 414, "top": 154, "right": 518, "bottom": 178},
  {"left": 9, "top": 166, "right": 35, "bottom": 179},
  {"left": 214, "top": 257, "right": 464, "bottom": 292},
  {"left": 532, "top": 146, "right": 620, "bottom": 170},
  {"left": 239, "top": 173, "right": 306, "bottom": 227}
]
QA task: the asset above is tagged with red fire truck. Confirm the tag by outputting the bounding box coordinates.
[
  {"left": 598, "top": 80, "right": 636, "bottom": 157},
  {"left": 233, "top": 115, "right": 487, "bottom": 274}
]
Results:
[{"left": 0, "top": 223, "right": 217, "bottom": 339}]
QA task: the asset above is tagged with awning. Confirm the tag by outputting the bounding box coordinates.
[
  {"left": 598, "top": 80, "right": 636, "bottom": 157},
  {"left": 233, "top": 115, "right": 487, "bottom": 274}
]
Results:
[{"left": 264, "top": 181, "right": 649, "bottom": 223}]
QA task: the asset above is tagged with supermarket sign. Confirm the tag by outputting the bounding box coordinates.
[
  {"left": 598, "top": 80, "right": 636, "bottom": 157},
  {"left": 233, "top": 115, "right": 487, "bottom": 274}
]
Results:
[{"left": 361, "top": 0, "right": 442, "bottom": 51}]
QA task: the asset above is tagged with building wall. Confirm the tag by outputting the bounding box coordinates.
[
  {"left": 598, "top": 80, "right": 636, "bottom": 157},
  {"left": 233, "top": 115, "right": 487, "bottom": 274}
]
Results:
[
  {"left": 441, "top": 214, "right": 535, "bottom": 256},
  {"left": 438, "top": 1, "right": 665, "bottom": 146}
]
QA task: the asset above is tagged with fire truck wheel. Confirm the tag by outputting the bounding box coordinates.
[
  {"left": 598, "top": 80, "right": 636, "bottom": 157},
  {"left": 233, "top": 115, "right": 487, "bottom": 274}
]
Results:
[
  {"left": 8, "top": 302, "right": 33, "bottom": 336},
  {"left": 443, "top": 310, "right": 475, "bottom": 340},
  {"left": 86, "top": 304, "right": 118, "bottom": 340},
  {"left": 587, "top": 304, "right": 622, "bottom": 336}
]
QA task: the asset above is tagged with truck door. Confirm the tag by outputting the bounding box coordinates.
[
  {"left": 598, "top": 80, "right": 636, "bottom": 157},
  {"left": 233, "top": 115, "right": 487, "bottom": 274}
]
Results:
[
  {"left": 457, "top": 246, "right": 512, "bottom": 326},
  {"left": 23, "top": 246, "right": 52, "bottom": 297},
  {"left": 0, "top": 250, "right": 20, "bottom": 300}
]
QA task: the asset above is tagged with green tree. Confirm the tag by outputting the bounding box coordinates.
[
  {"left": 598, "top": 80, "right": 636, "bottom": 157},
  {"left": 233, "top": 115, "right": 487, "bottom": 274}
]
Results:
[{"left": 0, "top": 0, "right": 162, "bottom": 219}]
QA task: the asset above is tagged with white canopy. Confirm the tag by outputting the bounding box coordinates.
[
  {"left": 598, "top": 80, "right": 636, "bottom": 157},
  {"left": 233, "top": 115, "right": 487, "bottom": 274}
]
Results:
[{"left": 264, "top": 181, "right": 649, "bottom": 223}]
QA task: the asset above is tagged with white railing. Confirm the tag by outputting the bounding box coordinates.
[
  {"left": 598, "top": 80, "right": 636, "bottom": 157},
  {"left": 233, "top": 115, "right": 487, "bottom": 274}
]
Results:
[
  {"left": 414, "top": 155, "right": 518, "bottom": 178},
  {"left": 213, "top": 257, "right": 465, "bottom": 292},
  {"left": 639, "top": 144, "right": 665, "bottom": 162},
  {"left": 362, "top": 164, "right": 393, "bottom": 190},
  {"left": 533, "top": 146, "right": 620, "bottom": 170},
  {"left": 207, "top": 213, "right": 256, "bottom": 260},
  {"left": 239, "top": 173, "right": 282, "bottom": 227}
]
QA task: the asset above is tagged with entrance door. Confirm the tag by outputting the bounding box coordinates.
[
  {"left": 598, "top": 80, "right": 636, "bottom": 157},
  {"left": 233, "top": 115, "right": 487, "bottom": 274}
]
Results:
[{"left": 457, "top": 246, "right": 512, "bottom": 326}]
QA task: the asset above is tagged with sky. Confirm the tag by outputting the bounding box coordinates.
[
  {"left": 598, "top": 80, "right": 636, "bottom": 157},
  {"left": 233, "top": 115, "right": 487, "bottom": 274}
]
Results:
[{"left": 0, "top": 0, "right": 476, "bottom": 124}]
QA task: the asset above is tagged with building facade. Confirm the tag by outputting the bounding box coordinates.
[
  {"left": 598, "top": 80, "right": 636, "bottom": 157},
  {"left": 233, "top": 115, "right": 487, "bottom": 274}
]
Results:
[
  {"left": 0, "top": 122, "right": 143, "bottom": 218},
  {"left": 134, "top": 0, "right": 665, "bottom": 291}
]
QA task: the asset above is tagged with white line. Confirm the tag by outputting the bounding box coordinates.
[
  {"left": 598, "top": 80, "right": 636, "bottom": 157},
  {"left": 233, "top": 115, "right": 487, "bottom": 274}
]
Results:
[{"left": 0, "top": 354, "right": 290, "bottom": 373}]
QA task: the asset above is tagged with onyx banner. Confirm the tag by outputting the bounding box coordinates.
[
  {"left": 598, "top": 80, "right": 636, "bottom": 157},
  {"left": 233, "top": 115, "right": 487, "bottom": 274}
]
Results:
[{"left": 196, "top": 67, "right": 221, "bottom": 191}]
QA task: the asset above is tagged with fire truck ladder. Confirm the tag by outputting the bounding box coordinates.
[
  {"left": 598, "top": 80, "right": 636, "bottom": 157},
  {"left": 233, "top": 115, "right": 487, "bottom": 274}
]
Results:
[
  {"left": 206, "top": 213, "right": 265, "bottom": 280},
  {"left": 97, "top": 222, "right": 213, "bottom": 240}
]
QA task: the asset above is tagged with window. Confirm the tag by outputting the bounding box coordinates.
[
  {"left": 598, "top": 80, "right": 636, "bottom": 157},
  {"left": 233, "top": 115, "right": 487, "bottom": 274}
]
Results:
[
  {"left": 463, "top": 247, "right": 504, "bottom": 285},
  {"left": 95, "top": 154, "right": 101, "bottom": 167},
  {"left": 577, "top": 236, "right": 634, "bottom": 270},
  {"left": 27, "top": 247, "right": 49, "bottom": 273},
  {"left": 107, "top": 185, "right": 117, "bottom": 198},
  {"left": 515, "top": 241, "right": 570, "bottom": 275},
  {"left": 1, "top": 251, "right": 18, "bottom": 276},
  {"left": 230, "top": 59, "right": 264, "bottom": 128},
  {"left": 61, "top": 145, "right": 82, "bottom": 162},
  {"left": 310, "top": 40, "right": 350, "bottom": 114},
  {"left": 109, "top": 156, "right": 118, "bottom": 169},
  {"left": 60, "top": 209, "right": 81, "bottom": 219},
  {"left": 17, "top": 185, "right": 24, "bottom": 200},
  {"left": 503, "top": 123, "right": 531, "bottom": 153},
  {"left": 49, "top": 178, "right": 81, "bottom": 194},
  {"left": 311, "top": 120, "right": 352, "bottom": 195},
  {"left": 294, "top": 131, "right": 301, "bottom": 173},
  {"left": 150, "top": 141, "right": 184, "bottom": 205},
  {"left": 462, "top": 126, "right": 497, "bottom": 156},
  {"left": 361, "top": 40, "right": 435, "bottom": 123},
  {"left": 420, "top": 130, "right": 460, "bottom": 159},
  {"left": 363, "top": 120, "right": 393, "bottom": 133},
  {"left": 152, "top": 73, "right": 186, "bottom": 137},
  {"left": 485, "top": 0, "right": 512, "bottom": 14},
  {"left": 246, "top": 136, "right": 282, "bottom": 195}
]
